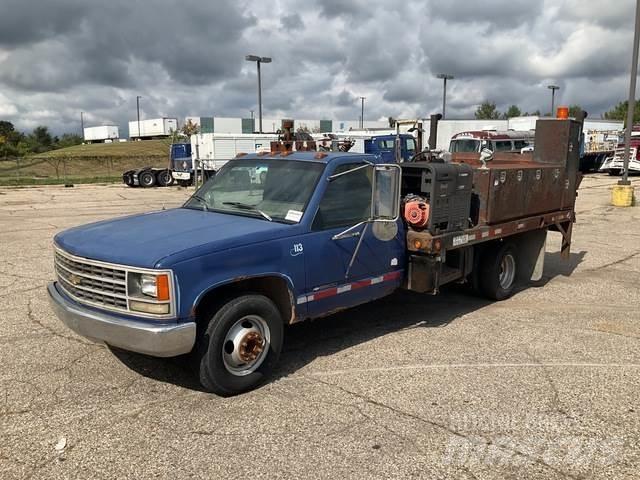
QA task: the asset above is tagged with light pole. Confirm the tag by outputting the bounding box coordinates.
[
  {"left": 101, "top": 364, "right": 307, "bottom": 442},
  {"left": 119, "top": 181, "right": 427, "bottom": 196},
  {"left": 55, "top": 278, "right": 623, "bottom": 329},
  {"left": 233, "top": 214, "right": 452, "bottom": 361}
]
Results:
[
  {"left": 436, "top": 74, "right": 454, "bottom": 119},
  {"left": 245, "top": 55, "right": 272, "bottom": 133},
  {"left": 620, "top": 0, "right": 640, "bottom": 186},
  {"left": 360, "top": 97, "right": 366, "bottom": 128},
  {"left": 80, "top": 111, "right": 84, "bottom": 141},
  {"left": 547, "top": 85, "right": 560, "bottom": 116},
  {"left": 136, "top": 95, "right": 142, "bottom": 140}
]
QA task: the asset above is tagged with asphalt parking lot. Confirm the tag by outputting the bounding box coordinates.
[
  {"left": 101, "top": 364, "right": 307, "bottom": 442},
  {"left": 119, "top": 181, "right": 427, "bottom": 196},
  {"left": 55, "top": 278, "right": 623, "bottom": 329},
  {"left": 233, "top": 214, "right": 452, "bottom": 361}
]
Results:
[{"left": 1, "top": 176, "right": 639, "bottom": 479}]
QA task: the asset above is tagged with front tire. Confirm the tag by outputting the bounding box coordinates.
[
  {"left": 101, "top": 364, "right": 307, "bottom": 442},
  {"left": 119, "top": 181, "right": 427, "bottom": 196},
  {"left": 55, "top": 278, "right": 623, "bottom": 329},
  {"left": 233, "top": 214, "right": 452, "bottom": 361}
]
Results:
[
  {"left": 156, "top": 169, "right": 174, "bottom": 187},
  {"left": 478, "top": 242, "right": 518, "bottom": 300},
  {"left": 195, "top": 294, "right": 283, "bottom": 396}
]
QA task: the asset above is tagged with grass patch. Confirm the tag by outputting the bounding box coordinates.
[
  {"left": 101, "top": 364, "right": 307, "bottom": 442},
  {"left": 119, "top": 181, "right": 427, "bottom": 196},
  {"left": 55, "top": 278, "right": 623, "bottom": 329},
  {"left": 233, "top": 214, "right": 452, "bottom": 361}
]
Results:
[
  {"left": 0, "top": 176, "right": 122, "bottom": 187},
  {"left": 0, "top": 155, "right": 171, "bottom": 186},
  {"left": 32, "top": 139, "right": 171, "bottom": 159}
]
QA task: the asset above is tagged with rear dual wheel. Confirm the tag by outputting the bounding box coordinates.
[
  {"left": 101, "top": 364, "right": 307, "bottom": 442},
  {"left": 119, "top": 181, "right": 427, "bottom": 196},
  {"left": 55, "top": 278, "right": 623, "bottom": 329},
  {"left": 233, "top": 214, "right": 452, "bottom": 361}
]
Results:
[
  {"left": 139, "top": 170, "right": 156, "bottom": 188},
  {"left": 478, "top": 242, "right": 518, "bottom": 301}
]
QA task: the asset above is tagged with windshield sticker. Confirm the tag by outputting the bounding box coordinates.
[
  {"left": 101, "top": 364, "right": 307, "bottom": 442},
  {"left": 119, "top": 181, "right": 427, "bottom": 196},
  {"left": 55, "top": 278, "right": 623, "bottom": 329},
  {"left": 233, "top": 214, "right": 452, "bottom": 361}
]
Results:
[{"left": 285, "top": 210, "right": 303, "bottom": 222}]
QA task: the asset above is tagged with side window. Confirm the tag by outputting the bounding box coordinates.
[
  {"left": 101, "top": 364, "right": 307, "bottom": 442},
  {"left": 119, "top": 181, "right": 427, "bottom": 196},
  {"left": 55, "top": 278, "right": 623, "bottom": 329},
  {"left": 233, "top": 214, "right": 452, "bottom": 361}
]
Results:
[
  {"left": 406, "top": 138, "right": 416, "bottom": 154},
  {"left": 513, "top": 140, "right": 529, "bottom": 150},
  {"left": 494, "top": 140, "right": 514, "bottom": 152},
  {"left": 312, "top": 163, "right": 372, "bottom": 230}
]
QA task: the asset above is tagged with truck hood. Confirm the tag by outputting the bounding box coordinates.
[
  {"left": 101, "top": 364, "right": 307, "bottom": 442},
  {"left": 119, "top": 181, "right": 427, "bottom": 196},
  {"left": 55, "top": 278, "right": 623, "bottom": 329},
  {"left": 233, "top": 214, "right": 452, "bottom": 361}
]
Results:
[{"left": 54, "top": 208, "right": 294, "bottom": 268}]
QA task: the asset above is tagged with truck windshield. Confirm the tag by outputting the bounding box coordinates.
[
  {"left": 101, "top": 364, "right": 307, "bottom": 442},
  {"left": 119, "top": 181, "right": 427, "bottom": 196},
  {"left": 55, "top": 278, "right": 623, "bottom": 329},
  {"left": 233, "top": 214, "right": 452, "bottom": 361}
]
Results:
[
  {"left": 183, "top": 159, "right": 324, "bottom": 223},
  {"left": 449, "top": 139, "right": 481, "bottom": 153}
]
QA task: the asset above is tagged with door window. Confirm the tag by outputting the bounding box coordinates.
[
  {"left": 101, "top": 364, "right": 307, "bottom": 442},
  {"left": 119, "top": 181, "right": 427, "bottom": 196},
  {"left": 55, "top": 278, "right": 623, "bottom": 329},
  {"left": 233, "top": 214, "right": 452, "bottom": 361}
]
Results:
[{"left": 312, "top": 164, "right": 372, "bottom": 230}]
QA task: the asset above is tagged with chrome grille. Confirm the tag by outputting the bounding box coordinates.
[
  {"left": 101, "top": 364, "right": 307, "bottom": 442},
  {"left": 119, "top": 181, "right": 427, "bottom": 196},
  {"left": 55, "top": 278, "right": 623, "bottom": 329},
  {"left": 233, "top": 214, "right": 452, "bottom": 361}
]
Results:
[
  {"left": 53, "top": 246, "right": 176, "bottom": 319},
  {"left": 55, "top": 249, "right": 129, "bottom": 312}
]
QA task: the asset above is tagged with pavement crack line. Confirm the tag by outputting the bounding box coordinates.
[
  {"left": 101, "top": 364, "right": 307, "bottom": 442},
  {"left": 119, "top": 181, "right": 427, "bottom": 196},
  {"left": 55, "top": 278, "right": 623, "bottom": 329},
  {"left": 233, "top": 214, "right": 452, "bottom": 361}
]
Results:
[
  {"left": 523, "top": 350, "right": 570, "bottom": 419},
  {"left": 26, "top": 297, "right": 97, "bottom": 347},
  {"left": 583, "top": 250, "right": 640, "bottom": 273},
  {"left": 310, "top": 377, "right": 582, "bottom": 480}
]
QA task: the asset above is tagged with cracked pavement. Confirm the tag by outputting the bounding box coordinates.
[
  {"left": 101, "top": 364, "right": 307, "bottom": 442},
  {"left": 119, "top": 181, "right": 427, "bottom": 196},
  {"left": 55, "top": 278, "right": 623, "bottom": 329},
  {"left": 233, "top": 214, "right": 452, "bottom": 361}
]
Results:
[{"left": 0, "top": 177, "right": 639, "bottom": 479}]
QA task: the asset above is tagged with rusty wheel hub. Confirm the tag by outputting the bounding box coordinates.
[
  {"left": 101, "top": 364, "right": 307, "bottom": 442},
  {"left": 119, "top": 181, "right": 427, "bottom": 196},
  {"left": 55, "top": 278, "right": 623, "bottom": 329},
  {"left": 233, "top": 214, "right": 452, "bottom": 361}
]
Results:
[
  {"left": 222, "top": 315, "right": 270, "bottom": 376},
  {"left": 238, "top": 331, "right": 264, "bottom": 362}
]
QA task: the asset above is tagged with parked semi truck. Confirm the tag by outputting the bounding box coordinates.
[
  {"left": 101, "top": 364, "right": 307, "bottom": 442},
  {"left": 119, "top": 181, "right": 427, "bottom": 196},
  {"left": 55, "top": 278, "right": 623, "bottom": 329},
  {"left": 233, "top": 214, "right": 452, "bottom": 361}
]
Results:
[
  {"left": 49, "top": 117, "right": 581, "bottom": 396},
  {"left": 121, "top": 142, "right": 189, "bottom": 188}
]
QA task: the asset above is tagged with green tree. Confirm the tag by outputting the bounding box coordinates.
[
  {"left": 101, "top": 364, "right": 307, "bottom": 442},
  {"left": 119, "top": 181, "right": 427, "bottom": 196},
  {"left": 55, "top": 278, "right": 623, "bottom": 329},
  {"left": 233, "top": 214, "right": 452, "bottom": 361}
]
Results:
[
  {"left": 0, "top": 121, "right": 25, "bottom": 158},
  {"left": 604, "top": 100, "right": 640, "bottom": 126},
  {"left": 568, "top": 104, "right": 585, "bottom": 118},
  {"left": 55, "top": 133, "right": 83, "bottom": 149},
  {"left": 181, "top": 119, "right": 200, "bottom": 137},
  {"left": 475, "top": 101, "right": 501, "bottom": 120},
  {"left": 26, "top": 126, "right": 54, "bottom": 153},
  {"left": 502, "top": 105, "right": 522, "bottom": 119}
]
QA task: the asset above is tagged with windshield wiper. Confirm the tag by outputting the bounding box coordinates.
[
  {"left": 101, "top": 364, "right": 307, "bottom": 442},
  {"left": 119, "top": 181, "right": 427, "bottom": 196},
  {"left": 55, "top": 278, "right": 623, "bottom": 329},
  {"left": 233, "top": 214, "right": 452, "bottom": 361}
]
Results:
[
  {"left": 222, "top": 202, "right": 272, "bottom": 221},
  {"left": 189, "top": 194, "right": 209, "bottom": 212}
]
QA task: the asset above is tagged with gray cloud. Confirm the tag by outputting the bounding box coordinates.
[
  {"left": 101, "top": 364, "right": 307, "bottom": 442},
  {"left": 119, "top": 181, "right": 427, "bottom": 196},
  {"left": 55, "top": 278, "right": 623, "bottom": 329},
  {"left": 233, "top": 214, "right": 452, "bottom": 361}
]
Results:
[{"left": 0, "top": 0, "right": 636, "bottom": 135}]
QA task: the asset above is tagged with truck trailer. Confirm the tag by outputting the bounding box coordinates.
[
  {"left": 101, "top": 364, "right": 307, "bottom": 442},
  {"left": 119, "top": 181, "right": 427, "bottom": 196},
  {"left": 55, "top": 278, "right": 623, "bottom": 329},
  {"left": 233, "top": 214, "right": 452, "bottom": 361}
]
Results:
[
  {"left": 83, "top": 125, "right": 119, "bottom": 143},
  {"left": 49, "top": 117, "right": 581, "bottom": 396},
  {"left": 129, "top": 118, "right": 178, "bottom": 140}
]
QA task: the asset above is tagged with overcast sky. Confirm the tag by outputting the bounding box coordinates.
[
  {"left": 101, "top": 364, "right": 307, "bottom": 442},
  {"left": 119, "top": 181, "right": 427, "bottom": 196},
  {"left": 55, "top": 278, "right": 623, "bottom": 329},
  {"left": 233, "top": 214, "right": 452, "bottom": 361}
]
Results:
[{"left": 0, "top": 0, "right": 637, "bottom": 135}]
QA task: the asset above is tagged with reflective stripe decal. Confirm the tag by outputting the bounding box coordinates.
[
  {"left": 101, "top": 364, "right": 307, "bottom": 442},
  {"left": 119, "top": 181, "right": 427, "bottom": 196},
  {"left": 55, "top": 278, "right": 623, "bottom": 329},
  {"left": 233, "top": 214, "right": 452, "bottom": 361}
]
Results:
[{"left": 298, "top": 270, "right": 402, "bottom": 305}]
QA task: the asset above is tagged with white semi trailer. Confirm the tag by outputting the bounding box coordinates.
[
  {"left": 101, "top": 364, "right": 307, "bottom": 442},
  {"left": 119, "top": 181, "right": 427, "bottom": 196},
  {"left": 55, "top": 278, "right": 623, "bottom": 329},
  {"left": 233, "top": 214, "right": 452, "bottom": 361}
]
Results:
[
  {"left": 83, "top": 125, "right": 119, "bottom": 143},
  {"left": 129, "top": 118, "right": 178, "bottom": 139}
]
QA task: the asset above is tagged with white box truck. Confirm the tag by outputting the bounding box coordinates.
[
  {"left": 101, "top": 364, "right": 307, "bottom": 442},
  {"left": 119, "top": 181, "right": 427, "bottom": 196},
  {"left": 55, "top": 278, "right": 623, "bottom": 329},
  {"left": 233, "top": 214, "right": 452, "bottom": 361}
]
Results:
[
  {"left": 83, "top": 125, "right": 119, "bottom": 143},
  {"left": 129, "top": 118, "right": 178, "bottom": 139}
]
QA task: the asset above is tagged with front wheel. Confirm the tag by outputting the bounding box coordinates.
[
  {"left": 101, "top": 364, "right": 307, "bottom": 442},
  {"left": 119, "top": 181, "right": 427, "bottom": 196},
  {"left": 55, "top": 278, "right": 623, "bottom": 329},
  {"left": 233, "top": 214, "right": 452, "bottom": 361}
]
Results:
[
  {"left": 194, "top": 294, "right": 283, "bottom": 396},
  {"left": 156, "top": 169, "right": 174, "bottom": 187},
  {"left": 478, "top": 242, "right": 518, "bottom": 300}
]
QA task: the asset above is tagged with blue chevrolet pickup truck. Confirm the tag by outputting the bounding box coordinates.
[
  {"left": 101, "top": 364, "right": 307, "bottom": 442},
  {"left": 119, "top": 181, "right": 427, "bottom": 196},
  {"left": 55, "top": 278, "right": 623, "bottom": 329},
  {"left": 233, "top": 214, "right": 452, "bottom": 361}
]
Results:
[
  {"left": 49, "top": 151, "right": 406, "bottom": 395},
  {"left": 48, "top": 119, "right": 581, "bottom": 395}
]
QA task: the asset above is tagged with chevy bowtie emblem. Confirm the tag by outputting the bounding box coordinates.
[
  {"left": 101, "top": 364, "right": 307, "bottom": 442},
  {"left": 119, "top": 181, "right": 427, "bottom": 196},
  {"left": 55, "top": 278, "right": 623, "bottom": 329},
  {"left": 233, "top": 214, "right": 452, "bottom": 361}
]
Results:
[{"left": 68, "top": 274, "right": 82, "bottom": 286}]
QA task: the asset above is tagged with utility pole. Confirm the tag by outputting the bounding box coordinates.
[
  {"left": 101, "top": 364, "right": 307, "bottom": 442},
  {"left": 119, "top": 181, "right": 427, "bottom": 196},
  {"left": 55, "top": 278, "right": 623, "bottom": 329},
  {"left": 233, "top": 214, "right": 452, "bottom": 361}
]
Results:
[
  {"left": 436, "top": 74, "right": 454, "bottom": 119},
  {"left": 621, "top": 0, "right": 640, "bottom": 186},
  {"left": 360, "top": 97, "right": 366, "bottom": 128},
  {"left": 547, "top": 85, "right": 560, "bottom": 116},
  {"left": 136, "top": 95, "right": 142, "bottom": 140},
  {"left": 246, "top": 55, "right": 272, "bottom": 133},
  {"left": 80, "top": 112, "right": 84, "bottom": 141}
]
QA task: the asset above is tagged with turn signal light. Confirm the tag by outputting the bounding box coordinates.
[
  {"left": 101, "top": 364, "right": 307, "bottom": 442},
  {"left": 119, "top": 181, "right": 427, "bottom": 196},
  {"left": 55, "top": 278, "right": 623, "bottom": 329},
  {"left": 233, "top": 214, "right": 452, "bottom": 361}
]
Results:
[
  {"left": 156, "top": 274, "right": 170, "bottom": 301},
  {"left": 413, "top": 239, "right": 422, "bottom": 250}
]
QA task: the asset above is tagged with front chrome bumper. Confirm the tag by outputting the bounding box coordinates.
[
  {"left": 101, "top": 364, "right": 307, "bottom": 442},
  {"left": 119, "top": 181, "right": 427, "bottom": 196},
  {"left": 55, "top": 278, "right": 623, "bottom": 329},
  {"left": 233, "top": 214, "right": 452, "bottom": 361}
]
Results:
[{"left": 47, "top": 282, "right": 196, "bottom": 357}]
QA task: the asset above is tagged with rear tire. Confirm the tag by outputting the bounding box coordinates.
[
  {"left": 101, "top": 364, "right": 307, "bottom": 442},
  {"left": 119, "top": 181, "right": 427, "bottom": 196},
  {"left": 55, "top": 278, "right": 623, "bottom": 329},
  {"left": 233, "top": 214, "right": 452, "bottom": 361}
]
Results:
[
  {"left": 478, "top": 242, "right": 518, "bottom": 301},
  {"left": 194, "top": 294, "right": 283, "bottom": 396},
  {"left": 608, "top": 169, "right": 621, "bottom": 176},
  {"left": 139, "top": 170, "right": 156, "bottom": 188}
]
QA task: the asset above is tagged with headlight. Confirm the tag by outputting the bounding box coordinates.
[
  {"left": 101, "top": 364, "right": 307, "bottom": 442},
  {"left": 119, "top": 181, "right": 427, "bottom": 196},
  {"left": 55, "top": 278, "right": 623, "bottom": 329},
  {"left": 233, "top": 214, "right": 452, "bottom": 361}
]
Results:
[
  {"left": 127, "top": 272, "right": 172, "bottom": 315},
  {"left": 128, "top": 272, "right": 171, "bottom": 300}
]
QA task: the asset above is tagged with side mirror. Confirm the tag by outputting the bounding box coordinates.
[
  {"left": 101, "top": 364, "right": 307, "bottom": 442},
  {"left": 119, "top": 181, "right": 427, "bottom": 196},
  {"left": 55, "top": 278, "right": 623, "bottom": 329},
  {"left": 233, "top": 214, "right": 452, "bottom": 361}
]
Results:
[
  {"left": 479, "top": 148, "right": 493, "bottom": 169},
  {"left": 372, "top": 164, "right": 401, "bottom": 221}
]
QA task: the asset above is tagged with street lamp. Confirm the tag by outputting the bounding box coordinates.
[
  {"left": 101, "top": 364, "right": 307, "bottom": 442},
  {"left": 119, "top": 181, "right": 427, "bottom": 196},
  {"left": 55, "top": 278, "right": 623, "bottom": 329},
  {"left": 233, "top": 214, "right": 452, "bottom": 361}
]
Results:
[
  {"left": 436, "top": 74, "right": 454, "bottom": 119},
  {"left": 547, "top": 85, "right": 560, "bottom": 116},
  {"left": 245, "top": 55, "right": 272, "bottom": 133},
  {"left": 360, "top": 97, "right": 366, "bottom": 128},
  {"left": 136, "top": 95, "right": 142, "bottom": 140},
  {"left": 620, "top": 0, "right": 640, "bottom": 187}
]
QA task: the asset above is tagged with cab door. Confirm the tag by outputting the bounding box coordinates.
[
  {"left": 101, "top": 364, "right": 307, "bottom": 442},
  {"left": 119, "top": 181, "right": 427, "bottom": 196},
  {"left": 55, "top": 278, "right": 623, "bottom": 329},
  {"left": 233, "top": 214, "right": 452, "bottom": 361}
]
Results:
[{"left": 300, "top": 160, "right": 405, "bottom": 318}]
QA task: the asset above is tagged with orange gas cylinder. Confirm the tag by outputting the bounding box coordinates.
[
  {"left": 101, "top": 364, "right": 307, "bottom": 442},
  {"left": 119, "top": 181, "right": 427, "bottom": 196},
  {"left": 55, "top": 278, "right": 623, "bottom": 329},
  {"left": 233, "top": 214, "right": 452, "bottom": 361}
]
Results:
[{"left": 404, "top": 200, "right": 430, "bottom": 228}]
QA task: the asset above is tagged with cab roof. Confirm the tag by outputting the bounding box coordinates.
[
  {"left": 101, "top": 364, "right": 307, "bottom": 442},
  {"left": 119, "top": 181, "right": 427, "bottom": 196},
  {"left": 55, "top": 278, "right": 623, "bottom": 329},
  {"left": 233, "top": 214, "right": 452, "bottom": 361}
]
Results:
[{"left": 237, "top": 151, "right": 382, "bottom": 164}]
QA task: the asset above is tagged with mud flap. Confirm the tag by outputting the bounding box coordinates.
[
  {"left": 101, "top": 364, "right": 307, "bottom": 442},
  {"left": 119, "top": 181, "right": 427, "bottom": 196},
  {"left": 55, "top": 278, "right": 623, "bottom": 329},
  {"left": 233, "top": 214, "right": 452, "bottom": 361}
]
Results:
[{"left": 513, "top": 229, "right": 547, "bottom": 282}]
